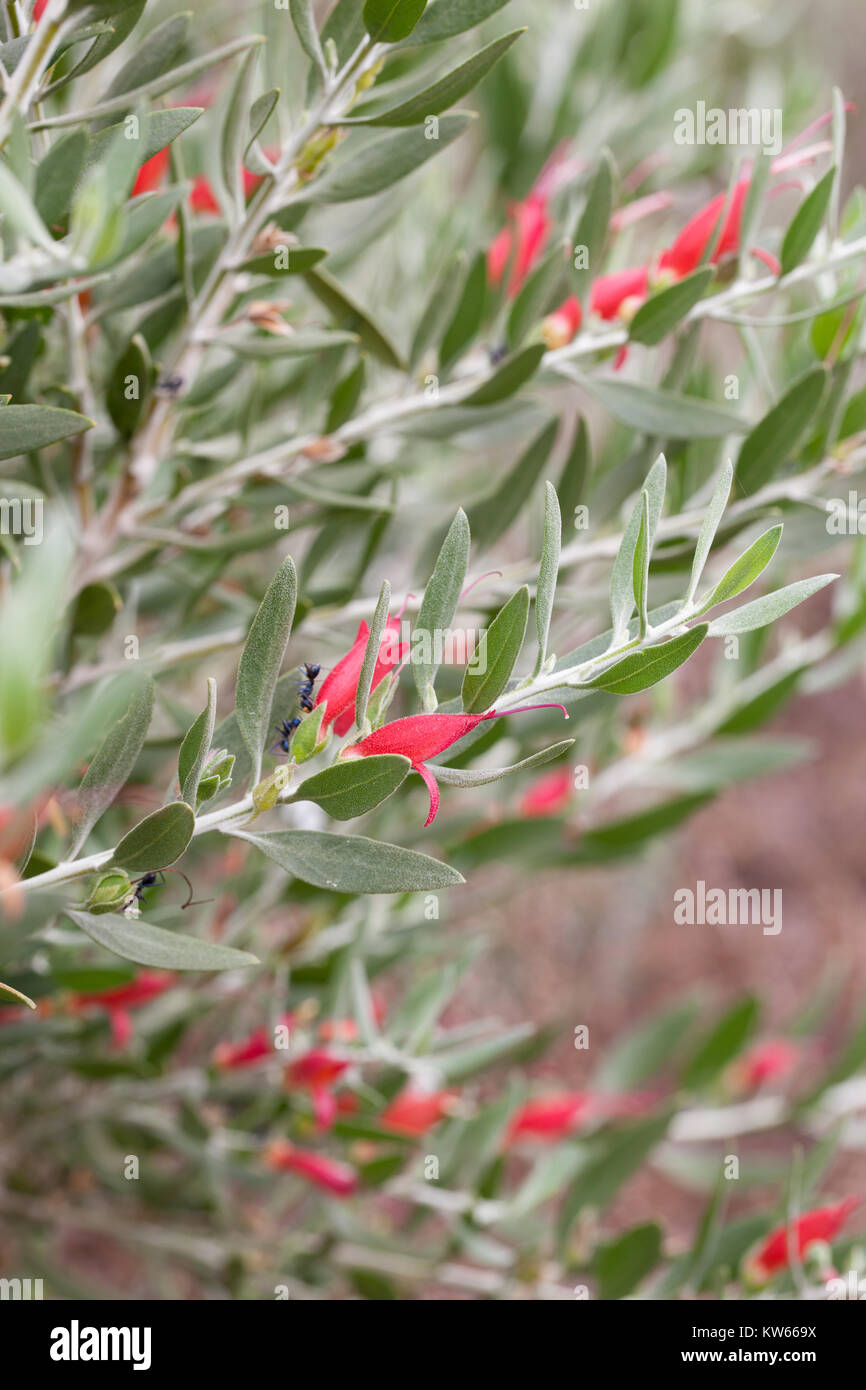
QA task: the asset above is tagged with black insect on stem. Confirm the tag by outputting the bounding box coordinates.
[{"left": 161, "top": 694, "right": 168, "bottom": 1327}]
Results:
[
  {"left": 124, "top": 868, "right": 211, "bottom": 912},
  {"left": 298, "top": 662, "right": 321, "bottom": 713}
]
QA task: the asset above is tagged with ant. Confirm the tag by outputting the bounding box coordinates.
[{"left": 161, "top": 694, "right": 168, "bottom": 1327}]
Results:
[
  {"left": 298, "top": 662, "right": 321, "bottom": 713},
  {"left": 124, "top": 868, "right": 211, "bottom": 913},
  {"left": 270, "top": 663, "right": 322, "bottom": 754}
]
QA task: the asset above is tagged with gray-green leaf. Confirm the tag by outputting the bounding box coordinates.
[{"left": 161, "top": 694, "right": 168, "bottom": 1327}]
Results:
[
  {"left": 235, "top": 555, "right": 298, "bottom": 782},
  {"left": 462, "top": 586, "right": 529, "bottom": 713},
  {"left": 413, "top": 508, "right": 470, "bottom": 709},
  {"left": 111, "top": 802, "right": 195, "bottom": 875},
  {"left": 583, "top": 624, "right": 708, "bottom": 695},
  {"left": 288, "top": 755, "right": 411, "bottom": 819},
  {"left": 66, "top": 909, "right": 258, "bottom": 971},
  {"left": 71, "top": 677, "right": 154, "bottom": 855},
  {"left": 178, "top": 678, "right": 217, "bottom": 806},
  {"left": 231, "top": 828, "right": 464, "bottom": 892}
]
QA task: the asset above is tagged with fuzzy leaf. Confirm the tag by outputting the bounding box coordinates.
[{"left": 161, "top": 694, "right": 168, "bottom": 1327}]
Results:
[
  {"left": 696, "top": 525, "right": 782, "bottom": 613},
  {"left": 235, "top": 555, "right": 298, "bottom": 783},
  {"left": 289, "top": 755, "right": 411, "bottom": 819},
  {"left": 231, "top": 828, "right": 464, "bottom": 892},
  {"left": 71, "top": 678, "right": 154, "bottom": 855},
  {"left": 111, "top": 803, "right": 196, "bottom": 875},
  {"left": 432, "top": 739, "right": 574, "bottom": 786},
  {"left": 629, "top": 267, "right": 714, "bottom": 346},
  {"left": 780, "top": 168, "right": 835, "bottom": 275},
  {"left": 363, "top": 0, "right": 428, "bottom": 44},
  {"left": 66, "top": 909, "right": 258, "bottom": 971},
  {"left": 309, "top": 114, "right": 473, "bottom": 203},
  {"left": 178, "top": 678, "right": 217, "bottom": 806},
  {"left": 462, "top": 586, "right": 529, "bottom": 713},
  {"left": 0, "top": 404, "right": 93, "bottom": 460},
  {"left": 584, "top": 625, "right": 708, "bottom": 695},
  {"left": 706, "top": 575, "right": 836, "bottom": 635},
  {"left": 413, "top": 508, "right": 470, "bottom": 708},
  {"left": 735, "top": 367, "right": 826, "bottom": 495},
  {"left": 349, "top": 29, "right": 524, "bottom": 126}
]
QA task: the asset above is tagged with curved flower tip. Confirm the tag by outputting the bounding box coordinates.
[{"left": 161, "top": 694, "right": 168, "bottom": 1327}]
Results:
[
  {"left": 416, "top": 763, "right": 441, "bottom": 828},
  {"left": 493, "top": 702, "right": 569, "bottom": 720}
]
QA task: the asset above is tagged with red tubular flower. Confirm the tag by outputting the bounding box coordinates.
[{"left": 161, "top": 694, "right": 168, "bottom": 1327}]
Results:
[
  {"left": 519, "top": 765, "right": 573, "bottom": 818},
  {"left": 380, "top": 1087, "right": 457, "bottom": 1137},
  {"left": 487, "top": 194, "right": 551, "bottom": 297},
  {"left": 69, "top": 972, "right": 175, "bottom": 1048},
  {"left": 727, "top": 1038, "right": 799, "bottom": 1094},
  {"left": 658, "top": 180, "right": 780, "bottom": 279},
  {"left": 212, "top": 1011, "right": 295, "bottom": 1069},
  {"left": 589, "top": 266, "right": 650, "bottom": 321},
  {"left": 315, "top": 616, "right": 408, "bottom": 737},
  {"left": 743, "top": 1199, "right": 861, "bottom": 1285},
  {"left": 505, "top": 1090, "right": 655, "bottom": 1146},
  {"left": 542, "top": 295, "right": 583, "bottom": 349},
  {"left": 263, "top": 1139, "right": 358, "bottom": 1197},
  {"left": 343, "top": 703, "right": 569, "bottom": 827}
]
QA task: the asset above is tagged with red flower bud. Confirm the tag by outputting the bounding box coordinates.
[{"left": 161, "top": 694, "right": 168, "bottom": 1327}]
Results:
[
  {"left": 380, "top": 1087, "right": 457, "bottom": 1137},
  {"left": 743, "top": 1198, "right": 860, "bottom": 1285},
  {"left": 542, "top": 295, "right": 582, "bottom": 349},
  {"left": 264, "top": 1139, "right": 358, "bottom": 1197},
  {"left": 589, "top": 266, "right": 650, "bottom": 320}
]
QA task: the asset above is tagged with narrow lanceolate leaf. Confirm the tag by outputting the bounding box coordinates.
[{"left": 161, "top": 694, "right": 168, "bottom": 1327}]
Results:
[
  {"left": 461, "top": 342, "right": 545, "bottom": 406},
  {"left": 235, "top": 555, "right": 297, "bottom": 782},
  {"left": 303, "top": 267, "right": 403, "bottom": 369},
  {"left": 439, "top": 249, "right": 486, "bottom": 367},
  {"left": 462, "top": 586, "right": 529, "bottom": 713},
  {"left": 290, "top": 0, "right": 328, "bottom": 81},
  {"left": 106, "top": 334, "right": 153, "bottom": 437},
  {"left": 629, "top": 268, "right": 714, "bottom": 346},
  {"left": 408, "top": 0, "right": 511, "bottom": 44},
  {"left": 570, "top": 150, "right": 614, "bottom": 303},
  {"left": 432, "top": 739, "right": 574, "bottom": 786},
  {"left": 309, "top": 114, "right": 473, "bottom": 203},
  {"left": 413, "top": 508, "right": 470, "bottom": 709},
  {"left": 780, "top": 168, "right": 836, "bottom": 276},
  {"left": 179, "top": 678, "right": 217, "bottom": 806},
  {"left": 71, "top": 678, "right": 154, "bottom": 855},
  {"left": 735, "top": 367, "right": 826, "bottom": 495},
  {"left": 682, "top": 997, "right": 759, "bottom": 1091},
  {"left": 221, "top": 44, "right": 261, "bottom": 219},
  {"left": 0, "top": 161, "right": 57, "bottom": 250},
  {"left": 609, "top": 455, "right": 666, "bottom": 641},
  {"left": 348, "top": 30, "right": 524, "bottom": 127},
  {"left": 632, "top": 491, "right": 651, "bottom": 637},
  {"left": 507, "top": 241, "right": 568, "bottom": 350},
  {"left": 363, "top": 0, "right": 428, "bottom": 43},
  {"left": 66, "top": 910, "right": 258, "bottom": 971},
  {"left": 696, "top": 525, "right": 782, "bottom": 614},
  {"left": 568, "top": 370, "right": 747, "bottom": 439},
  {"left": 533, "top": 483, "right": 561, "bottom": 676},
  {"left": 288, "top": 755, "right": 411, "bottom": 819},
  {"left": 583, "top": 625, "right": 708, "bottom": 696},
  {"left": 686, "top": 460, "right": 733, "bottom": 603},
  {"left": 111, "top": 802, "right": 195, "bottom": 875},
  {"left": 230, "top": 829, "right": 464, "bottom": 892},
  {"left": 0, "top": 404, "right": 93, "bottom": 460},
  {"left": 706, "top": 575, "right": 837, "bottom": 636},
  {"left": 356, "top": 580, "right": 390, "bottom": 731}
]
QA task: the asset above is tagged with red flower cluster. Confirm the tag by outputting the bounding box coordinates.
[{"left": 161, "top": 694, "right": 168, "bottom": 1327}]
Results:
[{"left": 68, "top": 972, "right": 175, "bottom": 1048}]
